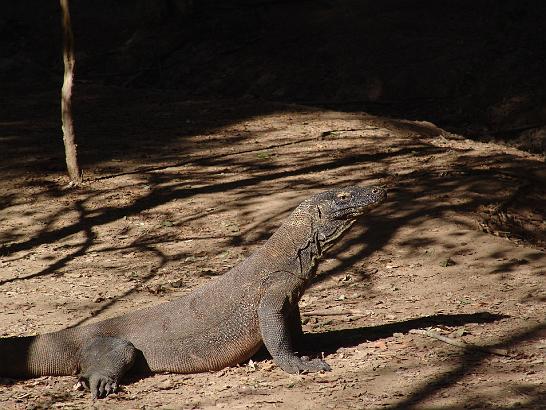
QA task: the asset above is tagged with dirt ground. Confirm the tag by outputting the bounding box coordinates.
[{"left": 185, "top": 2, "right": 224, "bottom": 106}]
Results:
[{"left": 0, "top": 87, "right": 545, "bottom": 409}]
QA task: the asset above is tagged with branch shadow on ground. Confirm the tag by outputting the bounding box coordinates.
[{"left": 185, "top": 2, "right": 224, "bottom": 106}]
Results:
[
  {"left": 1, "top": 123, "right": 543, "bottom": 327},
  {"left": 303, "top": 312, "right": 507, "bottom": 353},
  {"left": 1, "top": 95, "right": 544, "bottom": 408},
  {"left": 295, "top": 313, "right": 544, "bottom": 409},
  {"left": 0, "top": 144, "right": 440, "bottom": 260},
  {"left": 384, "top": 320, "right": 546, "bottom": 410},
  {"left": 0, "top": 200, "right": 94, "bottom": 285},
  {"left": 251, "top": 311, "right": 506, "bottom": 365}
]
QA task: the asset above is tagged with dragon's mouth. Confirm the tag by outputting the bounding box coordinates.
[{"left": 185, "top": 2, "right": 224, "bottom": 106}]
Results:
[{"left": 331, "top": 203, "right": 376, "bottom": 220}]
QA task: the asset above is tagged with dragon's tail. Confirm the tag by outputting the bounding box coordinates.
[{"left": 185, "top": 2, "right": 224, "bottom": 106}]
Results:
[{"left": 0, "top": 331, "right": 80, "bottom": 377}]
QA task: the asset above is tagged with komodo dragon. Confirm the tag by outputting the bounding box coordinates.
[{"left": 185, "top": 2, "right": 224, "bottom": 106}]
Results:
[{"left": 0, "top": 186, "right": 386, "bottom": 398}]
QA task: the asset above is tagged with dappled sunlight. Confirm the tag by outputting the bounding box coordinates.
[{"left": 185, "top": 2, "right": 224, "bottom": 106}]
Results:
[
  {"left": 386, "top": 320, "right": 546, "bottom": 409},
  {"left": 1, "top": 98, "right": 544, "bottom": 408},
  {"left": 1, "top": 0, "right": 545, "bottom": 406}
]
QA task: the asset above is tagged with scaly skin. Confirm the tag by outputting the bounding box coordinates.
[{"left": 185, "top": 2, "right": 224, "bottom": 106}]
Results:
[{"left": 0, "top": 186, "right": 386, "bottom": 398}]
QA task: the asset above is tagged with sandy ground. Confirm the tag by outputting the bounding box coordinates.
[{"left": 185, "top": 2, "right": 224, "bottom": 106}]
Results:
[{"left": 0, "top": 88, "right": 545, "bottom": 409}]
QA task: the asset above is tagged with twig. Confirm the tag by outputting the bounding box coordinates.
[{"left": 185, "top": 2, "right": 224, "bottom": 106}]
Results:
[{"left": 409, "top": 329, "right": 510, "bottom": 356}]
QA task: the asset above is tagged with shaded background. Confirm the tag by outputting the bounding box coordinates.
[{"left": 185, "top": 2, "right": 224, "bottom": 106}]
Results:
[{"left": 2, "top": 0, "right": 545, "bottom": 152}]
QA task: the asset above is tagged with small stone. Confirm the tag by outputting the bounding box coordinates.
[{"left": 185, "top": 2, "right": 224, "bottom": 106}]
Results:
[
  {"left": 156, "top": 379, "right": 173, "bottom": 390},
  {"left": 247, "top": 359, "right": 257, "bottom": 371},
  {"left": 170, "top": 279, "right": 184, "bottom": 288}
]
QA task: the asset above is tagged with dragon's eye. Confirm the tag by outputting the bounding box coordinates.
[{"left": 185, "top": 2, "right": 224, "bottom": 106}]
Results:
[{"left": 337, "top": 192, "right": 349, "bottom": 200}]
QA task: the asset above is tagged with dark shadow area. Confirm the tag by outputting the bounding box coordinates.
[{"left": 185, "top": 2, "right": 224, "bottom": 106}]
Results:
[
  {"left": 251, "top": 311, "right": 505, "bottom": 361},
  {"left": 385, "top": 320, "right": 546, "bottom": 410},
  {"left": 0, "top": 91, "right": 298, "bottom": 177},
  {"left": 305, "top": 312, "right": 507, "bottom": 353},
  {"left": 1, "top": 0, "right": 545, "bottom": 180}
]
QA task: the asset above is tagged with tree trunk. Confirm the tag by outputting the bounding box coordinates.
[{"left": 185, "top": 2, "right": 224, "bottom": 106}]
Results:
[{"left": 60, "top": 0, "right": 82, "bottom": 183}]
